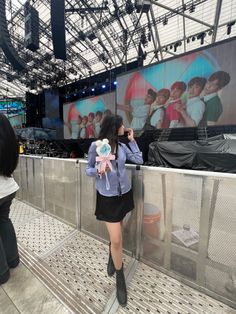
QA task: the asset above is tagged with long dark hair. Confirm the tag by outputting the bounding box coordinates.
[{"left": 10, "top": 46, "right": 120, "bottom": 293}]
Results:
[
  {"left": 98, "top": 114, "right": 123, "bottom": 152},
  {"left": 0, "top": 114, "right": 19, "bottom": 177}
]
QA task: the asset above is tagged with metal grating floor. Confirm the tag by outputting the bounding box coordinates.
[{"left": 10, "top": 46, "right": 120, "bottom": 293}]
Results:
[
  {"left": 117, "top": 263, "right": 235, "bottom": 314},
  {"left": 43, "top": 232, "right": 132, "bottom": 313},
  {"left": 10, "top": 202, "right": 74, "bottom": 256},
  {"left": 10, "top": 199, "right": 42, "bottom": 226},
  {"left": 11, "top": 200, "right": 236, "bottom": 314}
]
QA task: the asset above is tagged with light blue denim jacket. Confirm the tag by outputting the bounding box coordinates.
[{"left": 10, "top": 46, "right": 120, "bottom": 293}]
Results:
[{"left": 85, "top": 141, "right": 143, "bottom": 197}]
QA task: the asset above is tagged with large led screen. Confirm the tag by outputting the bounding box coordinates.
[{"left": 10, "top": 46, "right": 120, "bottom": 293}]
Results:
[
  {"left": 117, "top": 38, "right": 236, "bottom": 133},
  {"left": 63, "top": 92, "right": 115, "bottom": 139},
  {"left": 0, "top": 100, "right": 25, "bottom": 127}
]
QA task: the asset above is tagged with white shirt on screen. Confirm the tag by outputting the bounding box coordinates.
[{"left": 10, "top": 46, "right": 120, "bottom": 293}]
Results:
[
  {"left": 71, "top": 120, "right": 80, "bottom": 139},
  {"left": 131, "top": 104, "right": 149, "bottom": 130},
  {"left": 150, "top": 106, "right": 164, "bottom": 127},
  {"left": 178, "top": 96, "right": 205, "bottom": 127}
]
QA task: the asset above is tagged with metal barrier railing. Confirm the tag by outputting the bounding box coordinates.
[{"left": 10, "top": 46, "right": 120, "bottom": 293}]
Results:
[{"left": 15, "top": 155, "right": 236, "bottom": 309}]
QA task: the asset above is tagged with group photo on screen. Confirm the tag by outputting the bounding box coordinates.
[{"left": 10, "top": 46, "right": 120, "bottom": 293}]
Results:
[
  {"left": 63, "top": 92, "right": 115, "bottom": 139},
  {"left": 117, "top": 38, "right": 236, "bottom": 135}
]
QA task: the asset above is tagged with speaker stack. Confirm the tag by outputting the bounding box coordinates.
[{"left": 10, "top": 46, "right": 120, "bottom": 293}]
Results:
[
  {"left": 0, "top": 0, "right": 26, "bottom": 71},
  {"left": 24, "top": 2, "right": 40, "bottom": 52},
  {"left": 50, "top": 0, "right": 67, "bottom": 60}
]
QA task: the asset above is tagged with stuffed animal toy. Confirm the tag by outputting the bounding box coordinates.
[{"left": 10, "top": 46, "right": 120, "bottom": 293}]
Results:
[{"left": 95, "top": 139, "right": 115, "bottom": 190}]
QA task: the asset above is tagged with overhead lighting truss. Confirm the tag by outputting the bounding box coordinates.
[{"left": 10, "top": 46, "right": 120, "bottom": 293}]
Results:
[{"left": 0, "top": 0, "right": 235, "bottom": 98}]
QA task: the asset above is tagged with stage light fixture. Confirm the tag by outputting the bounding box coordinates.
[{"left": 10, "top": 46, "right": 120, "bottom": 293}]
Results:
[
  {"left": 141, "top": 28, "right": 148, "bottom": 46},
  {"left": 189, "top": 3, "right": 195, "bottom": 13},
  {"left": 227, "top": 22, "right": 235, "bottom": 35},
  {"left": 163, "top": 16, "right": 168, "bottom": 26},
  {"left": 126, "top": 0, "right": 134, "bottom": 14},
  {"left": 113, "top": 81, "right": 117, "bottom": 85},
  {"left": 135, "top": 0, "right": 151, "bottom": 13},
  {"left": 192, "top": 36, "right": 196, "bottom": 42},
  {"left": 78, "top": 31, "right": 86, "bottom": 41},
  {"left": 174, "top": 42, "right": 181, "bottom": 52},
  {"left": 186, "top": 38, "right": 190, "bottom": 43},
  {"left": 91, "top": 88, "right": 95, "bottom": 92},
  {"left": 87, "top": 32, "right": 96, "bottom": 41},
  {"left": 197, "top": 32, "right": 206, "bottom": 45},
  {"left": 102, "top": 84, "right": 106, "bottom": 89}
]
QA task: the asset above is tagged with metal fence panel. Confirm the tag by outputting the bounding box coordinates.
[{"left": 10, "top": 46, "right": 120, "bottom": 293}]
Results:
[
  {"left": 16, "top": 156, "right": 236, "bottom": 306},
  {"left": 27, "top": 157, "right": 43, "bottom": 210},
  {"left": 43, "top": 158, "right": 77, "bottom": 226}
]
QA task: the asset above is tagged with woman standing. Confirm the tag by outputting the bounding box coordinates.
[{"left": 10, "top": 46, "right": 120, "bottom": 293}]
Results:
[
  {"left": 0, "top": 114, "right": 20, "bottom": 284},
  {"left": 86, "top": 114, "right": 143, "bottom": 306}
]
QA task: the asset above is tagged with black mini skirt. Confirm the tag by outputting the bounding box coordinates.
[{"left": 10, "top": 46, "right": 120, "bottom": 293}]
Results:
[{"left": 95, "top": 189, "right": 134, "bottom": 222}]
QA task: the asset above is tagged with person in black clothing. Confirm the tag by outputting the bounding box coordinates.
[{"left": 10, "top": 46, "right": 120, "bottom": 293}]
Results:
[{"left": 0, "top": 114, "right": 20, "bottom": 284}]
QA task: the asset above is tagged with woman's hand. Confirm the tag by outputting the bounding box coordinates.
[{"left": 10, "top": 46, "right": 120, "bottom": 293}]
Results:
[
  {"left": 125, "top": 128, "right": 134, "bottom": 141},
  {"left": 97, "top": 164, "right": 111, "bottom": 175}
]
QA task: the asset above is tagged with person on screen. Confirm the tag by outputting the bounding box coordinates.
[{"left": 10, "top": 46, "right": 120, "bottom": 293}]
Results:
[
  {"left": 117, "top": 89, "right": 157, "bottom": 131},
  {"left": 202, "top": 71, "right": 231, "bottom": 126},
  {"left": 142, "top": 88, "right": 170, "bottom": 131},
  {"left": 131, "top": 88, "right": 157, "bottom": 131},
  {"left": 100, "top": 109, "right": 112, "bottom": 124},
  {"left": 71, "top": 115, "right": 82, "bottom": 139},
  {"left": 0, "top": 114, "right": 20, "bottom": 284},
  {"left": 150, "top": 89, "right": 170, "bottom": 129},
  {"left": 94, "top": 111, "right": 103, "bottom": 138},
  {"left": 87, "top": 112, "right": 95, "bottom": 138},
  {"left": 86, "top": 114, "right": 143, "bottom": 306},
  {"left": 176, "top": 77, "right": 206, "bottom": 127},
  {"left": 79, "top": 116, "right": 88, "bottom": 139},
  {"left": 165, "top": 81, "right": 187, "bottom": 128},
  {"left": 104, "top": 109, "right": 112, "bottom": 117}
]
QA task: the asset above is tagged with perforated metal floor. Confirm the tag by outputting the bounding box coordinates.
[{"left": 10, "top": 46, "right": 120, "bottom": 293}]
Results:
[
  {"left": 11, "top": 200, "right": 236, "bottom": 314},
  {"left": 11, "top": 199, "right": 42, "bottom": 226},
  {"left": 117, "top": 263, "right": 234, "bottom": 314}
]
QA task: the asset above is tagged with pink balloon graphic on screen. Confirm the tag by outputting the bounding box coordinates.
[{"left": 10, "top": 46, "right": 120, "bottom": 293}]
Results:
[
  {"left": 124, "top": 72, "right": 157, "bottom": 101},
  {"left": 67, "top": 97, "right": 106, "bottom": 122},
  {"left": 68, "top": 103, "right": 78, "bottom": 120}
]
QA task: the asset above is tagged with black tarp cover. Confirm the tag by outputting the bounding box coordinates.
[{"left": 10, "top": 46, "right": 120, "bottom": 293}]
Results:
[{"left": 146, "top": 139, "right": 236, "bottom": 173}]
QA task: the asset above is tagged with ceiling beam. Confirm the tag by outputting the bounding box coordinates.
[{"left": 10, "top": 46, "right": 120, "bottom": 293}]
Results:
[
  {"left": 151, "top": 0, "right": 213, "bottom": 28},
  {"left": 80, "top": 0, "right": 121, "bottom": 66},
  {"left": 212, "top": 0, "right": 223, "bottom": 43},
  {"left": 149, "top": 5, "right": 163, "bottom": 60},
  {"left": 182, "top": 0, "right": 187, "bottom": 53}
]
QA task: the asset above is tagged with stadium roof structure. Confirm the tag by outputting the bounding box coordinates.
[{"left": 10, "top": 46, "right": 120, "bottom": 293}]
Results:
[{"left": 0, "top": 0, "right": 235, "bottom": 98}]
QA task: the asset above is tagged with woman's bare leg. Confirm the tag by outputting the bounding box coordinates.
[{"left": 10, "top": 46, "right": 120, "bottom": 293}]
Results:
[{"left": 105, "top": 222, "right": 122, "bottom": 270}]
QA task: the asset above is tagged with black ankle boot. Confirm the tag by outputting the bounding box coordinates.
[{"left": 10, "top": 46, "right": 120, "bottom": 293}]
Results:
[
  {"left": 107, "top": 242, "right": 115, "bottom": 277},
  {"left": 116, "top": 264, "right": 127, "bottom": 307},
  {"left": 0, "top": 269, "right": 10, "bottom": 285},
  {"left": 8, "top": 256, "right": 20, "bottom": 269}
]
